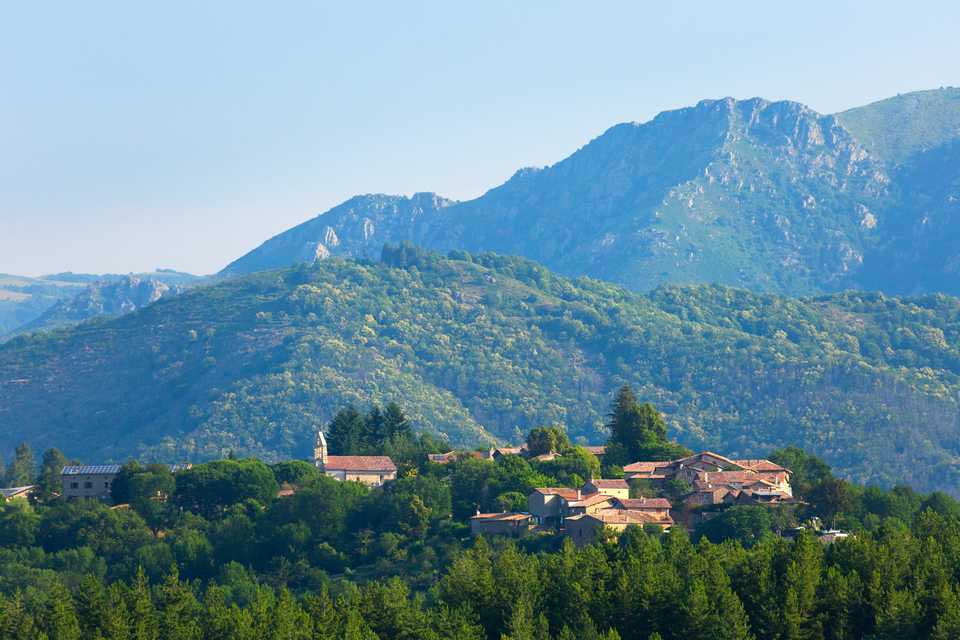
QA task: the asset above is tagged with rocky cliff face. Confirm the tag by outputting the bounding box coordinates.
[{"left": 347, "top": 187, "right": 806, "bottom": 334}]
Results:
[
  {"left": 221, "top": 193, "right": 456, "bottom": 275},
  {"left": 221, "top": 88, "right": 960, "bottom": 296}
]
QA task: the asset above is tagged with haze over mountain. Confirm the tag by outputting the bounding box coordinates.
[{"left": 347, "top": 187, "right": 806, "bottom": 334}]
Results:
[
  {"left": 4, "top": 249, "right": 960, "bottom": 493},
  {"left": 0, "top": 270, "right": 203, "bottom": 339},
  {"left": 224, "top": 88, "right": 960, "bottom": 297}
]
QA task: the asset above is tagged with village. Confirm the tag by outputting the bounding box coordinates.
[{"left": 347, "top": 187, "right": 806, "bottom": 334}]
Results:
[{"left": 2, "top": 427, "right": 837, "bottom": 548}]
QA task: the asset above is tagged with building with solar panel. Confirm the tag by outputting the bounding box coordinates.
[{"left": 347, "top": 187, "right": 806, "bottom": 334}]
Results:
[{"left": 61, "top": 464, "right": 191, "bottom": 501}]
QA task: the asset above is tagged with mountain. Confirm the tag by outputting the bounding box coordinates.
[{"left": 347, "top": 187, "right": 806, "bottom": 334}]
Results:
[
  {"left": 3, "top": 249, "right": 960, "bottom": 493},
  {"left": 0, "top": 270, "right": 205, "bottom": 339},
  {"left": 12, "top": 275, "right": 185, "bottom": 336},
  {"left": 0, "top": 274, "right": 89, "bottom": 336},
  {"left": 222, "top": 88, "right": 960, "bottom": 296}
]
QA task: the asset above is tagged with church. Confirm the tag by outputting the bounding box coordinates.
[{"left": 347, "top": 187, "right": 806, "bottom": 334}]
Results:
[{"left": 314, "top": 430, "right": 397, "bottom": 487}]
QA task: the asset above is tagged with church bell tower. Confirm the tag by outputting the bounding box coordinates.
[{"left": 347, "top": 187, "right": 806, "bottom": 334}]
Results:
[{"left": 314, "top": 429, "right": 328, "bottom": 469}]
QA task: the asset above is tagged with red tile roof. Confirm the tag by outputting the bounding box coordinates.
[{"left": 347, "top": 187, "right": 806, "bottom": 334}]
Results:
[
  {"left": 586, "top": 479, "right": 629, "bottom": 490},
  {"left": 588, "top": 508, "right": 673, "bottom": 525},
  {"left": 471, "top": 512, "right": 531, "bottom": 522},
  {"left": 735, "top": 459, "right": 791, "bottom": 473},
  {"left": 615, "top": 497, "right": 672, "bottom": 510},
  {"left": 622, "top": 460, "right": 678, "bottom": 475},
  {"left": 566, "top": 493, "right": 616, "bottom": 508},
  {"left": 534, "top": 487, "right": 581, "bottom": 500},
  {"left": 324, "top": 456, "right": 397, "bottom": 472}
]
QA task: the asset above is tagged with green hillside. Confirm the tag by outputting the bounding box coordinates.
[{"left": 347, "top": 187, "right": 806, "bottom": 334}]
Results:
[{"left": 2, "top": 248, "right": 960, "bottom": 492}]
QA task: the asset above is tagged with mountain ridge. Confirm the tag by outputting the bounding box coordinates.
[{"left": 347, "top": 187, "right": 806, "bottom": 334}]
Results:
[{"left": 221, "top": 89, "right": 959, "bottom": 297}]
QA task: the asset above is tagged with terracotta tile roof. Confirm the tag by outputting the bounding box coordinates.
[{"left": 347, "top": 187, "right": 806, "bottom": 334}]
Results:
[
  {"left": 677, "top": 451, "right": 746, "bottom": 470},
  {"left": 735, "top": 459, "right": 791, "bottom": 473},
  {"left": 586, "top": 479, "right": 629, "bottom": 490},
  {"left": 694, "top": 471, "right": 767, "bottom": 485},
  {"left": 471, "top": 512, "right": 531, "bottom": 522},
  {"left": 566, "top": 493, "right": 616, "bottom": 508},
  {"left": 615, "top": 497, "right": 672, "bottom": 510},
  {"left": 623, "top": 461, "right": 674, "bottom": 473},
  {"left": 324, "top": 456, "right": 397, "bottom": 472},
  {"left": 583, "top": 446, "right": 607, "bottom": 455},
  {"left": 533, "top": 487, "right": 581, "bottom": 500},
  {"left": 589, "top": 508, "right": 673, "bottom": 525}
]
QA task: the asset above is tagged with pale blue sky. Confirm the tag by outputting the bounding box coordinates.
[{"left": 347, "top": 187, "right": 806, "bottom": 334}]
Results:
[{"left": 2, "top": 1, "right": 958, "bottom": 276}]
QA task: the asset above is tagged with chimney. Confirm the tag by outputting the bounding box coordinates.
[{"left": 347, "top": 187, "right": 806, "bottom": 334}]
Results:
[
  {"left": 475, "top": 507, "right": 481, "bottom": 516},
  {"left": 576, "top": 489, "right": 581, "bottom": 500}
]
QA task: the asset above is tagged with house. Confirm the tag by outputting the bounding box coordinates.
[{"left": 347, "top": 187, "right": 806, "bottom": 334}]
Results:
[
  {"left": 614, "top": 496, "right": 672, "bottom": 520},
  {"left": 470, "top": 512, "right": 532, "bottom": 537},
  {"left": 0, "top": 485, "right": 36, "bottom": 502},
  {"left": 583, "top": 478, "right": 629, "bottom": 500},
  {"left": 565, "top": 508, "right": 673, "bottom": 547},
  {"left": 623, "top": 460, "right": 675, "bottom": 481},
  {"left": 582, "top": 445, "right": 606, "bottom": 460},
  {"left": 314, "top": 430, "right": 397, "bottom": 487},
  {"left": 61, "top": 464, "right": 190, "bottom": 502},
  {"left": 427, "top": 449, "right": 495, "bottom": 464},
  {"left": 528, "top": 487, "right": 581, "bottom": 526},
  {"left": 563, "top": 492, "right": 617, "bottom": 518}
]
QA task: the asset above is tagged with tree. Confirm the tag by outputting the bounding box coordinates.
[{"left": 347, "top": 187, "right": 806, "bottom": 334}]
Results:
[
  {"left": 526, "top": 426, "right": 569, "bottom": 456},
  {"left": 46, "top": 580, "right": 81, "bottom": 640},
  {"left": 382, "top": 402, "right": 412, "bottom": 441},
  {"left": 3, "top": 442, "right": 35, "bottom": 487},
  {"left": 605, "top": 386, "right": 689, "bottom": 465},
  {"left": 327, "top": 407, "right": 368, "bottom": 455},
  {"left": 38, "top": 448, "right": 70, "bottom": 500},
  {"left": 695, "top": 506, "right": 773, "bottom": 547}
]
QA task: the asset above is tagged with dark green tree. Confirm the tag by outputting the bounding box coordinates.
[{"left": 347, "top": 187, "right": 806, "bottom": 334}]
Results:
[
  {"left": 605, "top": 386, "right": 689, "bottom": 464},
  {"left": 3, "top": 442, "right": 35, "bottom": 487},
  {"left": 38, "top": 448, "right": 70, "bottom": 500}
]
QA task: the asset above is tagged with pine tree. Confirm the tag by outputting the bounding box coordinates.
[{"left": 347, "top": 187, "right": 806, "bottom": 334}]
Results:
[
  {"left": 129, "top": 567, "right": 158, "bottom": 640},
  {"left": 38, "top": 448, "right": 69, "bottom": 500},
  {"left": 0, "top": 590, "right": 39, "bottom": 640},
  {"left": 157, "top": 566, "right": 201, "bottom": 640},
  {"left": 271, "top": 588, "right": 312, "bottom": 640},
  {"left": 383, "top": 402, "right": 412, "bottom": 441},
  {"left": 4, "top": 442, "right": 35, "bottom": 487},
  {"left": 74, "top": 574, "right": 108, "bottom": 635},
  {"left": 46, "top": 580, "right": 81, "bottom": 640},
  {"left": 304, "top": 585, "right": 340, "bottom": 640},
  {"left": 102, "top": 584, "right": 131, "bottom": 640}
]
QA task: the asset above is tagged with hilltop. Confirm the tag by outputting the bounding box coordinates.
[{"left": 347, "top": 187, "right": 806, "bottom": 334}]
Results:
[{"left": 2, "top": 248, "right": 960, "bottom": 493}]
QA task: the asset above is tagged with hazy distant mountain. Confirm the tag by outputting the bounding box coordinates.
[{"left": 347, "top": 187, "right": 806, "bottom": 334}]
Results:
[
  {"left": 12, "top": 276, "right": 183, "bottom": 336},
  {"left": 4, "top": 250, "right": 960, "bottom": 493},
  {"left": 222, "top": 88, "right": 960, "bottom": 296},
  {"left": 0, "top": 270, "right": 204, "bottom": 338}
]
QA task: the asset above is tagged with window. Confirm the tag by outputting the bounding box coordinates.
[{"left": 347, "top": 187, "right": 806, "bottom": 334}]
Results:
[
  {"left": 84, "top": 481, "right": 93, "bottom": 489},
  {"left": 104, "top": 482, "right": 110, "bottom": 489},
  {"left": 70, "top": 482, "right": 79, "bottom": 489}
]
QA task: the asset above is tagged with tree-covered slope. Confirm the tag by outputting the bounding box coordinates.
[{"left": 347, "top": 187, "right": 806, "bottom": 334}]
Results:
[
  {"left": 3, "top": 249, "right": 960, "bottom": 492},
  {"left": 222, "top": 88, "right": 960, "bottom": 297}
]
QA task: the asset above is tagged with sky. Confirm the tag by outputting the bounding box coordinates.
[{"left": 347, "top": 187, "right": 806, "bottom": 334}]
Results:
[{"left": 2, "top": 1, "right": 958, "bottom": 276}]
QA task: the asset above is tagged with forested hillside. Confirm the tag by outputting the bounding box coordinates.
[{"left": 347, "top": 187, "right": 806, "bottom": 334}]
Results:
[{"left": 2, "top": 248, "right": 960, "bottom": 492}]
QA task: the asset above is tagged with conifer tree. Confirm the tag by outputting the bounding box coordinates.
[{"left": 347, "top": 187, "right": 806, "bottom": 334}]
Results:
[
  {"left": 129, "top": 567, "right": 158, "bottom": 640},
  {"left": 46, "top": 580, "right": 81, "bottom": 640},
  {"left": 4, "top": 442, "right": 35, "bottom": 487},
  {"left": 157, "top": 566, "right": 201, "bottom": 640}
]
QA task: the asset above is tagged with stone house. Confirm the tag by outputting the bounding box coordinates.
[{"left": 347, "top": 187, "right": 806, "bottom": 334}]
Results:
[
  {"left": 527, "top": 487, "right": 581, "bottom": 526},
  {"left": 565, "top": 508, "right": 673, "bottom": 547},
  {"left": 583, "top": 478, "right": 629, "bottom": 500},
  {"left": 314, "top": 430, "right": 397, "bottom": 487},
  {"left": 61, "top": 464, "right": 190, "bottom": 502},
  {"left": 470, "top": 512, "right": 532, "bottom": 537}
]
